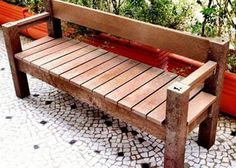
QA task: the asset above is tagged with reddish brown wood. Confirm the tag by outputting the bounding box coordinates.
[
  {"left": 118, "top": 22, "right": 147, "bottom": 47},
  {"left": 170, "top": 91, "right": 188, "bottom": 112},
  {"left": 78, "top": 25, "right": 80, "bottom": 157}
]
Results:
[
  {"left": 44, "top": 0, "right": 62, "bottom": 38},
  {"left": 71, "top": 56, "right": 128, "bottom": 86},
  {"left": 164, "top": 82, "right": 190, "bottom": 168},
  {"left": 22, "top": 36, "right": 54, "bottom": 50},
  {"left": 40, "top": 45, "right": 96, "bottom": 71},
  {"left": 198, "top": 39, "right": 229, "bottom": 149},
  {"left": 2, "top": 22, "right": 30, "bottom": 98},
  {"left": 118, "top": 72, "right": 176, "bottom": 111},
  {"left": 93, "top": 63, "right": 150, "bottom": 96},
  {"left": 105, "top": 67, "right": 163, "bottom": 103}
]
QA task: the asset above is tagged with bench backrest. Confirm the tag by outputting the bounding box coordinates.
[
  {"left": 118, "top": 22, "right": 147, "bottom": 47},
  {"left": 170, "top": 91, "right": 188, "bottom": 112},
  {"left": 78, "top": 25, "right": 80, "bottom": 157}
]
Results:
[{"left": 49, "top": 0, "right": 211, "bottom": 62}]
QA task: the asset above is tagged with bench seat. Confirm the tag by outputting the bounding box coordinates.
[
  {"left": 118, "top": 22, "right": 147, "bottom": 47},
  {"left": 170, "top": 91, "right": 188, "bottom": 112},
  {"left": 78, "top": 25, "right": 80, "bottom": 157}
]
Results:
[{"left": 15, "top": 36, "right": 216, "bottom": 134}]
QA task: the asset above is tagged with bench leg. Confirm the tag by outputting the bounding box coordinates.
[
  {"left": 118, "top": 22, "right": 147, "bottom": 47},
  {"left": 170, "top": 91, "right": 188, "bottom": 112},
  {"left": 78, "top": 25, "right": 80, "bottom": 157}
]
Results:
[
  {"left": 164, "top": 82, "right": 190, "bottom": 168},
  {"left": 198, "top": 103, "right": 218, "bottom": 149},
  {"left": 2, "top": 23, "right": 30, "bottom": 98}
]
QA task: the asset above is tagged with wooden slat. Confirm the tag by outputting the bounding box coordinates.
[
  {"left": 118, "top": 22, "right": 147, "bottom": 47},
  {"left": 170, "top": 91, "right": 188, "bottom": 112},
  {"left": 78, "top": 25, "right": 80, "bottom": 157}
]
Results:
[
  {"left": 31, "top": 42, "right": 87, "bottom": 67},
  {"left": 24, "top": 40, "right": 78, "bottom": 63},
  {"left": 82, "top": 59, "right": 139, "bottom": 91},
  {"left": 181, "top": 61, "right": 217, "bottom": 89},
  {"left": 50, "top": 48, "right": 107, "bottom": 76},
  {"left": 105, "top": 67, "right": 163, "bottom": 104},
  {"left": 147, "top": 85, "right": 203, "bottom": 125},
  {"left": 40, "top": 45, "right": 97, "bottom": 71},
  {"left": 22, "top": 36, "right": 54, "bottom": 51},
  {"left": 118, "top": 72, "right": 177, "bottom": 111},
  {"left": 187, "top": 92, "right": 216, "bottom": 124},
  {"left": 93, "top": 63, "right": 150, "bottom": 96},
  {"left": 17, "top": 60, "right": 166, "bottom": 140},
  {"left": 15, "top": 38, "right": 67, "bottom": 59},
  {"left": 60, "top": 52, "right": 117, "bottom": 80},
  {"left": 52, "top": 0, "right": 210, "bottom": 62},
  {"left": 71, "top": 56, "right": 128, "bottom": 86},
  {"left": 132, "top": 76, "right": 183, "bottom": 117}
]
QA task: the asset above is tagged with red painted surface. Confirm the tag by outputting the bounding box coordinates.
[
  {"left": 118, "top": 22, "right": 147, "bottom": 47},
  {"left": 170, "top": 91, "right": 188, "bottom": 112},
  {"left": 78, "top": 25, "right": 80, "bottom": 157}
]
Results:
[{"left": 0, "top": 1, "right": 235, "bottom": 116}]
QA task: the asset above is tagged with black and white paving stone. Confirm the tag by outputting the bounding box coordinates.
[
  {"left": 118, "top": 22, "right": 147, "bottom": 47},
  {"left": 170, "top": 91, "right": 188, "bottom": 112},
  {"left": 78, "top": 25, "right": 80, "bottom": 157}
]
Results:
[{"left": 0, "top": 29, "right": 235, "bottom": 168}]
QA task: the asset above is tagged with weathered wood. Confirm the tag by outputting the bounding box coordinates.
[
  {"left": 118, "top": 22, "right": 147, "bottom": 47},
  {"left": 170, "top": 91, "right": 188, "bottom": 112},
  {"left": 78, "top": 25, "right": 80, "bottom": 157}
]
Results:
[
  {"left": 52, "top": 0, "right": 210, "bottom": 62},
  {"left": 14, "top": 12, "right": 49, "bottom": 30},
  {"left": 198, "top": 39, "right": 229, "bottom": 149},
  {"left": 17, "top": 60, "right": 166, "bottom": 140},
  {"left": 2, "top": 22, "right": 30, "bottom": 98},
  {"left": 181, "top": 61, "right": 217, "bottom": 89},
  {"left": 44, "top": 0, "right": 62, "bottom": 38},
  {"left": 164, "top": 82, "right": 190, "bottom": 168}
]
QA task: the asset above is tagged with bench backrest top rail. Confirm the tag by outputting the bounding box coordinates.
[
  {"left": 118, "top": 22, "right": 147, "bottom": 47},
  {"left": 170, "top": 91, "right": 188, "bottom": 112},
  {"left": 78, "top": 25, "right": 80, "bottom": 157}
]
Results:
[{"left": 51, "top": 0, "right": 211, "bottom": 62}]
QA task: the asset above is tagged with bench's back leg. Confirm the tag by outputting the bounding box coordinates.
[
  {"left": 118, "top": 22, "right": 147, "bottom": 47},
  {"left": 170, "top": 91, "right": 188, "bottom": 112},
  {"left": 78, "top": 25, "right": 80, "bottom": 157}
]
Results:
[
  {"left": 44, "top": 0, "right": 62, "bottom": 38},
  {"left": 164, "top": 83, "right": 190, "bottom": 168},
  {"left": 198, "top": 40, "right": 229, "bottom": 149},
  {"left": 2, "top": 23, "right": 30, "bottom": 98}
]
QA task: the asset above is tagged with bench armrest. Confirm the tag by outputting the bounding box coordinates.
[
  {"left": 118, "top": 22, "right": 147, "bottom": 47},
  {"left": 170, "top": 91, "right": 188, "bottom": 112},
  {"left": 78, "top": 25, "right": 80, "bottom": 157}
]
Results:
[{"left": 2, "top": 12, "right": 50, "bottom": 31}]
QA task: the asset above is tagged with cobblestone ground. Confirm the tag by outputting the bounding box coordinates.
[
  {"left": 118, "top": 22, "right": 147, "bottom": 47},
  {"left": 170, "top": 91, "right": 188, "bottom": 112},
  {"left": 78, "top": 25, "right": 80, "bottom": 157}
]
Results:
[{"left": 0, "top": 29, "right": 235, "bottom": 168}]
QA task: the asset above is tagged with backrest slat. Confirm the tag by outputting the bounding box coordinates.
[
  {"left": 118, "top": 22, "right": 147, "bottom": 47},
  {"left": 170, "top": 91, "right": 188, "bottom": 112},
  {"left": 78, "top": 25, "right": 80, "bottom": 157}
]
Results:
[{"left": 52, "top": 0, "right": 210, "bottom": 62}]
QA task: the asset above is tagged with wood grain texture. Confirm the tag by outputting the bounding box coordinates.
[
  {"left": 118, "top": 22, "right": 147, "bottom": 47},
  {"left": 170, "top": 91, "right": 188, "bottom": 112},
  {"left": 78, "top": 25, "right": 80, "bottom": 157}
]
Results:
[
  {"left": 164, "top": 82, "right": 190, "bottom": 168},
  {"left": 118, "top": 72, "right": 177, "bottom": 111},
  {"left": 17, "top": 60, "right": 166, "bottom": 140},
  {"left": 50, "top": 48, "right": 107, "bottom": 76},
  {"left": 40, "top": 45, "right": 96, "bottom": 71},
  {"left": 32, "top": 42, "right": 87, "bottom": 67},
  {"left": 52, "top": 0, "right": 210, "bottom": 62},
  {"left": 82, "top": 59, "right": 139, "bottom": 91},
  {"left": 105, "top": 67, "right": 163, "bottom": 104},
  {"left": 15, "top": 38, "right": 68, "bottom": 59},
  {"left": 71, "top": 56, "right": 128, "bottom": 86},
  {"left": 2, "top": 22, "right": 30, "bottom": 98},
  {"left": 22, "top": 36, "right": 54, "bottom": 51},
  {"left": 93, "top": 63, "right": 150, "bottom": 96},
  {"left": 60, "top": 52, "right": 117, "bottom": 80},
  {"left": 24, "top": 40, "right": 77, "bottom": 63}
]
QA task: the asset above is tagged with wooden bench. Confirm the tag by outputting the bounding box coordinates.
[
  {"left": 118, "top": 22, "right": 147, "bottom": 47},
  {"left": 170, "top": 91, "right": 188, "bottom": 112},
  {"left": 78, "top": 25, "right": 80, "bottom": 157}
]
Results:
[{"left": 2, "top": 0, "right": 229, "bottom": 167}]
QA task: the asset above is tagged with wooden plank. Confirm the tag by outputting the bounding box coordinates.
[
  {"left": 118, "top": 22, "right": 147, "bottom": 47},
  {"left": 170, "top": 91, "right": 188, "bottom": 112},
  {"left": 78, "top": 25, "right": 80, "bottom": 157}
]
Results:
[
  {"left": 22, "top": 36, "right": 54, "bottom": 51},
  {"left": 17, "top": 60, "right": 166, "bottom": 140},
  {"left": 15, "top": 38, "right": 67, "bottom": 59},
  {"left": 2, "top": 22, "right": 30, "bottom": 98},
  {"left": 31, "top": 42, "right": 87, "bottom": 67},
  {"left": 93, "top": 63, "right": 151, "bottom": 96},
  {"left": 71, "top": 56, "right": 128, "bottom": 86},
  {"left": 40, "top": 45, "right": 97, "bottom": 71},
  {"left": 52, "top": 0, "right": 210, "bottom": 62},
  {"left": 132, "top": 76, "right": 183, "bottom": 117},
  {"left": 24, "top": 40, "right": 78, "bottom": 63},
  {"left": 15, "top": 12, "right": 49, "bottom": 30},
  {"left": 118, "top": 72, "right": 177, "bottom": 111},
  {"left": 187, "top": 92, "right": 216, "bottom": 124},
  {"left": 82, "top": 59, "right": 139, "bottom": 91},
  {"left": 60, "top": 52, "right": 117, "bottom": 80},
  {"left": 164, "top": 82, "right": 190, "bottom": 168},
  {"left": 50, "top": 48, "right": 107, "bottom": 76},
  {"left": 105, "top": 67, "right": 163, "bottom": 104},
  {"left": 147, "top": 85, "right": 203, "bottom": 125},
  {"left": 181, "top": 61, "right": 217, "bottom": 89}
]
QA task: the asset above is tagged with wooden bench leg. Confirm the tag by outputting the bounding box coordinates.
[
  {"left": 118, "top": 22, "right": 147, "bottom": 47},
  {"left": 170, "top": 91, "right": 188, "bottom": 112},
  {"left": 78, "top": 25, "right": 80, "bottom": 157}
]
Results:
[
  {"left": 164, "top": 82, "right": 190, "bottom": 168},
  {"left": 198, "top": 102, "right": 218, "bottom": 149},
  {"left": 2, "top": 23, "right": 30, "bottom": 98}
]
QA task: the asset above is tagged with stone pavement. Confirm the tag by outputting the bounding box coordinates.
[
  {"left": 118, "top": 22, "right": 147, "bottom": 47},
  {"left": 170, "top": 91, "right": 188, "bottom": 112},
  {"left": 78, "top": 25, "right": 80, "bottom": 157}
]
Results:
[{"left": 0, "top": 29, "right": 235, "bottom": 168}]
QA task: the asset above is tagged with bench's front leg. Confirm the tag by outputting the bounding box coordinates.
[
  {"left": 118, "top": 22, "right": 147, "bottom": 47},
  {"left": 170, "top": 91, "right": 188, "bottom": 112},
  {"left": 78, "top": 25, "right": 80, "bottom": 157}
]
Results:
[
  {"left": 2, "top": 23, "right": 30, "bottom": 98},
  {"left": 164, "top": 82, "right": 190, "bottom": 168}
]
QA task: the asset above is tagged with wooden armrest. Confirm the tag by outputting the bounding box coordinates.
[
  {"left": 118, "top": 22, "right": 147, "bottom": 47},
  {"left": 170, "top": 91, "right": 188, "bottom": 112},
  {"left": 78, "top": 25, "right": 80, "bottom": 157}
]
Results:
[
  {"left": 2, "top": 12, "right": 49, "bottom": 30},
  {"left": 181, "top": 61, "right": 217, "bottom": 89}
]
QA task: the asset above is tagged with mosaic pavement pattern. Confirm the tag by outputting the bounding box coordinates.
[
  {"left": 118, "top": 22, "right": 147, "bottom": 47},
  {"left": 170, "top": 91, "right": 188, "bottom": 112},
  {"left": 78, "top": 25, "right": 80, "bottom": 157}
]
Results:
[{"left": 0, "top": 29, "right": 235, "bottom": 168}]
